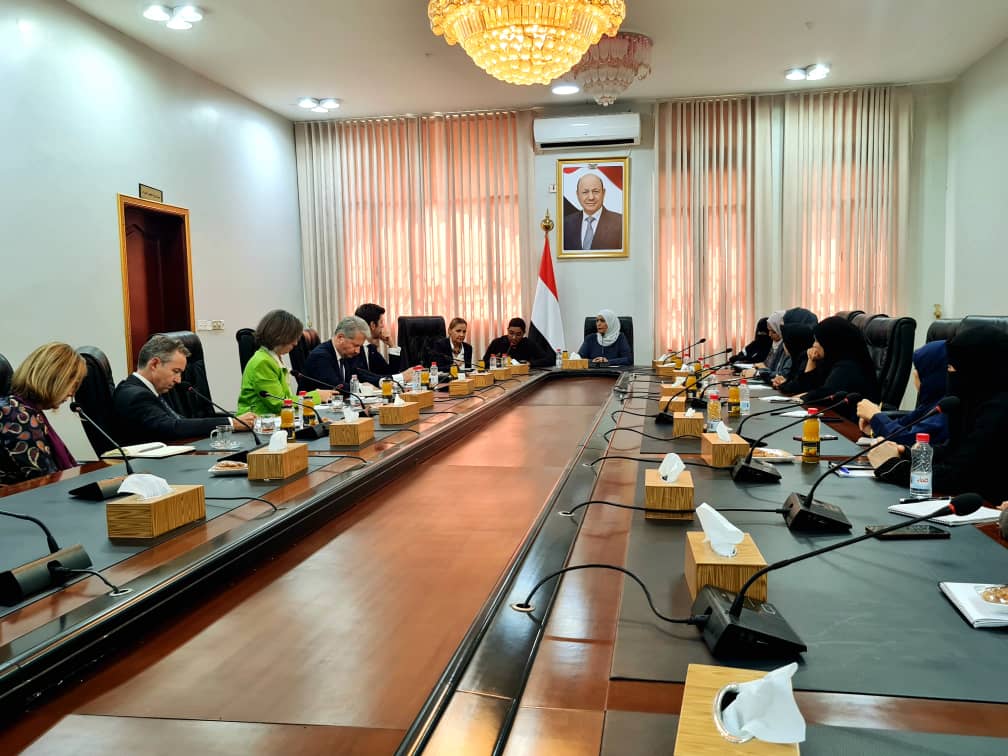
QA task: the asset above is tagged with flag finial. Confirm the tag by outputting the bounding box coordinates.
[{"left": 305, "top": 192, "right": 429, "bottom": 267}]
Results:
[{"left": 540, "top": 209, "right": 554, "bottom": 233}]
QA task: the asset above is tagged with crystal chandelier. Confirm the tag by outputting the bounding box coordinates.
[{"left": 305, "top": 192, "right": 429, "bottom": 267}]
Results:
[
  {"left": 428, "top": 1, "right": 626, "bottom": 86},
  {"left": 569, "top": 31, "right": 652, "bottom": 105}
]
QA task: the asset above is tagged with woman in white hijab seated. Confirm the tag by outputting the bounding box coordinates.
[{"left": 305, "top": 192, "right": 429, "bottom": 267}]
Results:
[{"left": 576, "top": 310, "right": 633, "bottom": 366}]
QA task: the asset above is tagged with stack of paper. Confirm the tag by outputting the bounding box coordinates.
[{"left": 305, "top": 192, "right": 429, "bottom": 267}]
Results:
[
  {"left": 101, "top": 442, "right": 195, "bottom": 459},
  {"left": 887, "top": 499, "right": 1001, "bottom": 526},
  {"left": 939, "top": 583, "right": 1008, "bottom": 628}
]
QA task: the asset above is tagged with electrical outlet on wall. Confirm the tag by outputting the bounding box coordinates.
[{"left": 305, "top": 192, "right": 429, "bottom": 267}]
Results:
[
  {"left": 196, "top": 320, "right": 212, "bottom": 331},
  {"left": 211, "top": 320, "right": 225, "bottom": 330}
]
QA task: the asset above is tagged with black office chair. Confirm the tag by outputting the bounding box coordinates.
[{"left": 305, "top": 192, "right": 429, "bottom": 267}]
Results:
[
  {"left": 851, "top": 312, "right": 885, "bottom": 335},
  {"left": 236, "top": 328, "right": 258, "bottom": 374},
  {"left": 863, "top": 316, "right": 916, "bottom": 411},
  {"left": 834, "top": 310, "right": 865, "bottom": 322},
  {"left": 959, "top": 315, "right": 1008, "bottom": 337},
  {"left": 582, "top": 315, "right": 634, "bottom": 363},
  {"left": 154, "top": 330, "right": 215, "bottom": 418},
  {"left": 0, "top": 352, "right": 12, "bottom": 395},
  {"left": 289, "top": 328, "right": 321, "bottom": 377},
  {"left": 397, "top": 316, "right": 447, "bottom": 367},
  {"left": 925, "top": 318, "right": 960, "bottom": 343},
  {"left": 74, "top": 346, "right": 118, "bottom": 456}
]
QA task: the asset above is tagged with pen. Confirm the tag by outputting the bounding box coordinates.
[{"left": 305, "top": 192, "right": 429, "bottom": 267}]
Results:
[{"left": 897, "top": 495, "right": 946, "bottom": 504}]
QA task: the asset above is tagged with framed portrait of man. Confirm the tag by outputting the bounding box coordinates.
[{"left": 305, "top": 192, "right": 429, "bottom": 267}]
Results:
[{"left": 557, "top": 157, "right": 629, "bottom": 259}]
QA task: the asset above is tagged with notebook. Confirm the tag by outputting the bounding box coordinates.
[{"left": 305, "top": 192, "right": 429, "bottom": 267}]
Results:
[
  {"left": 938, "top": 582, "right": 1008, "bottom": 628},
  {"left": 887, "top": 499, "right": 1001, "bottom": 526},
  {"left": 101, "top": 442, "right": 195, "bottom": 459}
]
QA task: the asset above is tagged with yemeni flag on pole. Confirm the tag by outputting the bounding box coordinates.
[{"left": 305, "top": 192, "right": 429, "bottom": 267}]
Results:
[{"left": 529, "top": 235, "right": 565, "bottom": 357}]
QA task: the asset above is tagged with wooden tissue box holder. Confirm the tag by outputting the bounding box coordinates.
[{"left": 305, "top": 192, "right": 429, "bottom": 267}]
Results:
[
  {"left": 471, "top": 372, "right": 494, "bottom": 388},
  {"left": 402, "top": 389, "right": 434, "bottom": 408},
  {"left": 329, "top": 416, "right": 375, "bottom": 447},
  {"left": 378, "top": 401, "right": 421, "bottom": 426},
  {"left": 107, "top": 484, "right": 205, "bottom": 540},
  {"left": 491, "top": 366, "right": 513, "bottom": 380},
  {"left": 659, "top": 396, "right": 687, "bottom": 414},
  {"left": 655, "top": 363, "right": 679, "bottom": 377},
  {"left": 562, "top": 358, "right": 589, "bottom": 370},
  {"left": 684, "top": 531, "right": 768, "bottom": 601},
  {"left": 248, "top": 442, "right": 309, "bottom": 480},
  {"left": 644, "top": 468, "right": 695, "bottom": 520},
  {"left": 673, "top": 413, "right": 705, "bottom": 438},
  {"left": 675, "top": 664, "right": 800, "bottom": 755},
  {"left": 660, "top": 383, "right": 687, "bottom": 397},
  {"left": 510, "top": 362, "right": 530, "bottom": 375},
  {"left": 701, "top": 432, "right": 750, "bottom": 468},
  {"left": 448, "top": 378, "right": 474, "bottom": 396}
]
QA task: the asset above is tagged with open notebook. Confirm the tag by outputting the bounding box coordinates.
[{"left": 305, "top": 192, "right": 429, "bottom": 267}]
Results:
[
  {"left": 887, "top": 499, "right": 1001, "bottom": 526},
  {"left": 939, "top": 583, "right": 1008, "bottom": 629},
  {"left": 101, "top": 442, "right": 194, "bottom": 459}
]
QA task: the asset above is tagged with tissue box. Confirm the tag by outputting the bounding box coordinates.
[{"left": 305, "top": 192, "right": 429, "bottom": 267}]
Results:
[
  {"left": 701, "top": 432, "right": 750, "bottom": 468},
  {"left": 248, "top": 442, "right": 309, "bottom": 480},
  {"left": 673, "top": 413, "right": 705, "bottom": 438},
  {"left": 378, "top": 401, "right": 421, "bottom": 426},
  {"left": 491, "top": 366, "right": 513, "bottom": 380},
  {"left": 448, "top": 378, "right": 474, "bottom": 396},
  {"left": 562, "top": 358, "right": 589, "bottom": 370},
  {"left": 471, "top": 372, "right": 494, "bottom": 388},
  {"left": 644, "top": 468, "right": 695, "bottom": 520},
  {"left": 402, "top": 389, "right": 434, "bottom": 408},
  {"left": 659, "top": 396, "right": 687, "bottom": 414},
  {"left": 675, "top": 664, "right": 800, "bottom": 756},
  {"left": 329, "top": 417, "right": 375, "bottom": 447},
  {"left": 684, "top": 531, "right": 768, "bottom": 601},
  {"left": 510, "top": 362, "right": 530, "bottom": 375},
  {"left": 655, "top": 364, "right": 677, "bottom": 377},
  {"left": 106, "top": 484, "right": 206, "bottom": 539},
  {"left": 660, "top": 383, "right": 687, "bottom": 398}
]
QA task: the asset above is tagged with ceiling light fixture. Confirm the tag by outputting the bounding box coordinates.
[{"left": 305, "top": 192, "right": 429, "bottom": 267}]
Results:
[
  {"left": 143, "top": 5, "right": 204, "bottom": 30},
  {"left": 569, "top": 31, "right": 652, "bottom": 106},
  {"left": 166, "top": 16, "right": 192, "bottom": 31},
  {"left": 298, "top": 97, "right": 320, "bottom": 109},
  {"left": 428, "top": 0, "right": 626, "bottom": 86},
  {"left": 319, "top": 98, "right": 342, "bottom": 110},
  {"left": 551, "top": 82, "right": 581, "bottom": 96},
  {"left": 142, "top": 5, "right": 171, "bottom": 22},
  {"left": 785, "top": 68, "right": 807, "bottom": 81},
  {"left": 175, "top": 5, "right": 203, "bottom": 23},
  {"left": 299, "top": 97, "right": 341, "bottom": 114},
  {"left": 805, "top": 63, "right": 830, "bottom": 81},
  {"left": 311, "top": 106, "right": 328, "bottom": 113}
]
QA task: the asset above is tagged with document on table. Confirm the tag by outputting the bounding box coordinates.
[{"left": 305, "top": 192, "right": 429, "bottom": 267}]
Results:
[
  {"left": 102, "top": 442, "right": 195, "bottom": 459},
  {"left": 888, "top": 499, "right": 1001, "bottom": 526},
  {"left": 759, "top": 396, "right": 799, "bottom": 403},
  {"left": 939, "top": 582, "right": 1008, "bottom": 628},
  {"left": 776, "top": 409, "right": 810, "bottom": 417}
]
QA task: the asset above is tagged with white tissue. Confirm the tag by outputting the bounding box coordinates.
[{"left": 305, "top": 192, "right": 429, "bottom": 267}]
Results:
[
  {"left": 658, "top": 453, "right": 685, "bottom": 482},
  {"left": 510, "top": 357, "right": 521, "bottom": 366},
  {"left": 267, "top": 430, "right": 288, "bottom": 451},
  {"left": 715, "top": 421, "right": 731, "bottom": 442},
  {"left": 721, "top": 663, "right": 806, "bottom": 744},
  {"left": 695, "top": 502, "right": 744, "bottom": 557},
  {"left": 392, "top": 394, "right": 407, "bottom": 406},
  {"left": 672, "top": 376, "right": 685, "bottom": 386},
  {"left": 342, "top": 407, "right": 359, "bottom": 422},
  {"left": 117, "top": 473, "right": 172, "bottom": 499},
  {"left": 571, "top": 352, "right": 581, "bottom": 359},
  {"left": 684, "top": 407, "right": 697, "bottom": 418}
]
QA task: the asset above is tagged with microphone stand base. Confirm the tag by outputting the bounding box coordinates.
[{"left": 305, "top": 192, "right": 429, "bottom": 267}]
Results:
[
  {"left": 691, "top": 585, "right": 807, "bottom": 659},
  {"left": 294, "top": 423, "right": 329, "bottom": 440},
  {"left": 0, "top": 544, "right": 93, "bottom": 606},
  {"left": 688, "top": 398, "right": 708, "bottom": 410},
  {"left": 654, "top": 411, "right": 675, "bottom": 425},
  {"left": 784, "top": 492, "right": 852, "bottom": 533},
  {"left": 729, "top": 457, "right": 781, "bottom": 484}
]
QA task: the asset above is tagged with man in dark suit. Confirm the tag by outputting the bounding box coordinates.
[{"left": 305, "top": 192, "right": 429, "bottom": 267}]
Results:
[
  {"left": 562, "top": 173, "right": 623, "bottom": 251},
  {"left": 481, "top": 318, "right": 554, "bottom": 368},
  {"left": 354, "top": 302, "right": 414, "bottom": 382},
  {"left": 113, "top": 335, "right": 256, "bottom": 445},
  {"left": 301, "top": 315, "right": 394, "bottom": 391}
]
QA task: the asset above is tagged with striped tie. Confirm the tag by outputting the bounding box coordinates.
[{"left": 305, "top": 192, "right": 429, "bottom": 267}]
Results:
[{"left": 582, "top": 216, "right": 595, "bottom": 249}]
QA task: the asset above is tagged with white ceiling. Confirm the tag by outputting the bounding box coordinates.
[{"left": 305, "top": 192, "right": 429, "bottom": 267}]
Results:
[{"left": 67, "top": 0, "right": 1008, "bottom": 120}]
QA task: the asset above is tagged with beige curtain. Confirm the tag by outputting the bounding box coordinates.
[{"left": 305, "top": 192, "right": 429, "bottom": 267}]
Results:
[{"left": 294, "top": 112, "right": 528, "bottom": 354}]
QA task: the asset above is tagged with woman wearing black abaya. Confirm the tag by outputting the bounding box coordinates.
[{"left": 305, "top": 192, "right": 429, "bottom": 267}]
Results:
[
  {"left": 731, "top": 317, "right": 773, "bottom": 365},
  {"left": 799, "top": 316, "right": 880, "bottom": 419},
  {"left": 774, "top": 323, "right": 818, "bottom": 396}
]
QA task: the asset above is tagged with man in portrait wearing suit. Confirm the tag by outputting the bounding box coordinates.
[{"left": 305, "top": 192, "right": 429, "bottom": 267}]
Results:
[
  {"left": 562, "top": 172, "right": 623, "bottom": 251},
  {"left": 112, "top": 335, "right": 256, "bottom": 445}
]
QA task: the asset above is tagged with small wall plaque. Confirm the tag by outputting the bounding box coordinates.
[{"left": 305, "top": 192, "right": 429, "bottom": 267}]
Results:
[{"left": 139, "top": 183, "right": 163, "bottom": 203}]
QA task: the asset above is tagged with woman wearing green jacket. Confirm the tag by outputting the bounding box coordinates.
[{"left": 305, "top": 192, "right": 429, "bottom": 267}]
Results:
[{"left": 237, "top": 310, "right": 325, "bottom": 415}]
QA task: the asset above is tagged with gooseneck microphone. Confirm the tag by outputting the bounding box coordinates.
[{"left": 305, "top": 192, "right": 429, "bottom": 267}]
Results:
[
  {"left": 179, "top": 382, "right": 260, "bottom": 445},
  {"left": 689, "top": 377, "right": 740, "bottom": 409},
  {"left": 659, "top": 337, "right": 707, "bottom": 364},
  {"left": 69, "top": 402, "right": 134, "bottom": 475},
  {"left": 0, "top": 509, "right": 95, "bottom": 606},
  {"left": 292, "top": 370, "right": 371, "bottom": 417},
  {"left": 695, "top": 347, "right": 732, "bottom": 365},
  {"left": 784, "top": 396, "right": 959, "bottom": 533},
  {"left": 691, "top": 493, "right": 983, "bottom": 659},
  {"left": 257, "top": 391, "right": 329, "bottom": 438}
]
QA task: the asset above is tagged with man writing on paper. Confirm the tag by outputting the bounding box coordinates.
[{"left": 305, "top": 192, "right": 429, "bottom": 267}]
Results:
[
  {"left": 113, "top": 335, "right": 256, "bottom": 445},
  {"left": 562, "top": 172, "right": 623, "bottom": 251}
]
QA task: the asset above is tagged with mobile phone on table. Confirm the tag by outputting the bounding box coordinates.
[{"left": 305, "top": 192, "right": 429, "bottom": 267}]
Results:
[{"left": 864, "top": 523, "right": 950, "bottom": 539}]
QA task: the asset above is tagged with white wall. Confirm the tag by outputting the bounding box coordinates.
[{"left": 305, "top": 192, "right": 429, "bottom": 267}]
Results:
[
  {"left": 0, "top": 0, "right": 303, "bottom": 458},
  {"left": 530, "top": 105, "right": 656, "bottom": 361},
  {"left": 946, "top": 37, "right": 1008, "bottom": 317}
]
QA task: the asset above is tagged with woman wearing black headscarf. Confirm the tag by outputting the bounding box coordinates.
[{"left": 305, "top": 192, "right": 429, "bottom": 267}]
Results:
[
  {"left": 731, "top": 317, "right": 773, "bottom": 365},
  {"left": 773, "top": 323, "right": 818, "bottom": 395},
  {"left": 798, "top": 316, "right": 880, "bottom": 418}
]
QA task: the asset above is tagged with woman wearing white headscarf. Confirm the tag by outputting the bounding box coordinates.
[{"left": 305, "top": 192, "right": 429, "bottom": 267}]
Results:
[
  {"left": 754, "top": 310, "right": 786, "bottom": 370},
  {"left": 576, "top": 310, "right": 632, "bottom": 366}
]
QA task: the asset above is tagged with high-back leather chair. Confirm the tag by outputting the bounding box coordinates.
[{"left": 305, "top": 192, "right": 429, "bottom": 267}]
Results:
[
  {"left": 0, "top": 352, "right": 12, "bottom": 396},
  {"left": 397, "top": 316, "right": 446, "bottom": 367},
  {"left": 289, "top": 328, "right": 321, "bottom": 376},
  {"left": 835, "top": 310, "right": 865, "bottom": 322},
  {"left": 153, "top": 330, "right": 215, "bottom": 418},
  {"left": 583, "top": 316, "right": 634, "bottom": 363},
  {"left": 925, "top": 318, "right": 960, "bottom": 343},
  {"left": 236, "top": 328, "right": 258, "bottom": 374},
  {"left": 863, "top": 316, "right": 916, "bottom": 411},
  {"left": 851, "top": 312, "right": 885, "bottom": 334},
  {"left": 960, "top": 315, "right": 1008, "bottom": 336},
  {"left": 74, "top": 346, "right": 118, "bottom": 456}
]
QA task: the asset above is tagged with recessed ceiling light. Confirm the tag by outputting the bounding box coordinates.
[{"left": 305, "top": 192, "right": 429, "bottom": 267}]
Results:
[
  {"left": 319, "top": 98, "right": 341, "bottom": 110},
  {"left": 785, "top": 68, "right": 807, "bottom": 81},
  {"left": 311, "top": 106, "right": 328, "bottom": 113},
  {"left": 143, "top": 4, "right": 171, "bottom": 22},
  {"left": 805, "top": 63, "right": 830, "bottom": 81},
  {"left": 298, "top": 97, "right": 320, "bottom": 109},
  {"left": 551, "top": 82, "right": 580, "bottom": 95},
  {"left": 175, "top": 5, "right": 203, "bottom": 23},
  {"left": 166, "top": 16, "right": 192, "bottom": 30}
]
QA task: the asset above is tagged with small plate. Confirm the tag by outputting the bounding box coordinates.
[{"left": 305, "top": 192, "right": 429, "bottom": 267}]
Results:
[
  {"left": 208, "top": 462, "right": 248, "bottom": 476},
  {"left": 751, "top": 447, "right": 795, "bottom": 463},
  {"left": 977, "top": 585, "right": 1008, "bottom": 608}
]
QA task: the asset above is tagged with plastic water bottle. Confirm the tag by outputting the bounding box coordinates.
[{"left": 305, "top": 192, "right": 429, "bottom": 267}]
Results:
[
  {"left": 909, "top": 433, "right": 933, "bottom": 499},
  {"left": 429, "top": 362, "right": 439, "bottom": 389},
  {"left": 739, "top": 379, "right": 750, "bottom": 415},
  {"left": 349, "top": 374, "right": 360, "bottom": 401},
  {"left": 411, "top": 366, "right": 421, "bottom": 392},
  {"left": 555, "top": 349, "right": 563, "bottom": 368}
]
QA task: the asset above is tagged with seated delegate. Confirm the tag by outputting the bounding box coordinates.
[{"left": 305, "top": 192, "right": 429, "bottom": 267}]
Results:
[
  {"left": 773, "top": 323, "right": 817, "bottom": 395},
  {"left": 730, "top": 317, "right": 773, "bottom": 365},
  {"left": 430, "top": 317, "right": 473, "bottom": 369},
  {"left": 856, "top": 340, "right": 949, "bottom": 446},
  {"left": 481, "top": 317, "right": 554, "bottom": 368},
  {"left": 0, "top": 343, "right": 86, "bottom": 484},
  {"left": 797, "top": 316, "right": 880, "bottom": 418},
  {"left": 576, "top": 310, "right": 632, "bottom": 366},
  {"left": 354, "top": 302, "right": 413, "bottom": 383},
  {"left": 115, "top": 335, "right": 257, "bottom": 445},
  {"left": 300, "top": 315, "right": 381, "bottom": 391}
]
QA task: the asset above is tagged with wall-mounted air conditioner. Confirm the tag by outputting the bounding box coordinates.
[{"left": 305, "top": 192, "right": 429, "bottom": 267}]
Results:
[{"left": 532, "top": 112, "right": 641, "bottom": 151}]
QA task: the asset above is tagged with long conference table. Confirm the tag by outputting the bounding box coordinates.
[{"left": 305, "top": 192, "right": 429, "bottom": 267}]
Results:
[{"left": 1, "top": 368, "right": 1006, "bottom": 754}]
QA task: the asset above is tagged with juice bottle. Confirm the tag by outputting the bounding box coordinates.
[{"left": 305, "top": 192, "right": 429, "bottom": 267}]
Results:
[
  {"left": 802, "top": 408, "right": 821, "bottom": 463},
  {"left": 280, "top": 398, "right": 295, "bottom": 440}
]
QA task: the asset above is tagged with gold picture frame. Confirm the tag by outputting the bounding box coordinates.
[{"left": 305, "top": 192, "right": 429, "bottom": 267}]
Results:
[{"left": 556, "top": 157, "right": 629, "bottom": 259}]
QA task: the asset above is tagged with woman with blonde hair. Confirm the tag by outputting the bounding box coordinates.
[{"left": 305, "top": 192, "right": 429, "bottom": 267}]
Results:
[{"left": 1, "top": 343, "right": 86, "bottom": 483}]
